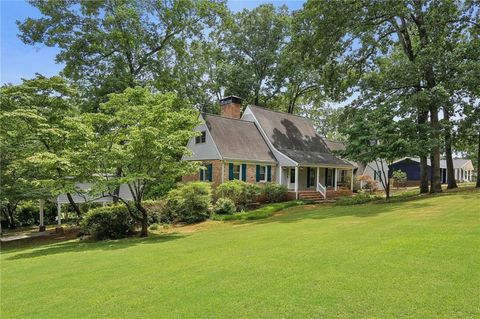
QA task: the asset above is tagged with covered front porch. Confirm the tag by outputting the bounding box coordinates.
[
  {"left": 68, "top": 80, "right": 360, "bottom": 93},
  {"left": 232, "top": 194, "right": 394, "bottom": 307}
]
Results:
[{"left": 279, "top": 165, "right": 355, "bottom": 200}]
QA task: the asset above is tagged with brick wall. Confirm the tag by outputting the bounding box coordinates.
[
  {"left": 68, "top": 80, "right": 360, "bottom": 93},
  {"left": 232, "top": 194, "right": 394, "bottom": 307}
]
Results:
[{"left": 182, "top": 161, "right": 276, "bottom": 187}]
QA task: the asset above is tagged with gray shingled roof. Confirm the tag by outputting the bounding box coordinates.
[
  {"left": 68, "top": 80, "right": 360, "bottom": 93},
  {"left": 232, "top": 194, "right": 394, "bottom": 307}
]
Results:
[
  {"left": 203, "top": 113, "right": 276, "bottom": 163},
  {"left": 248, "top": 106, "right": 353, "bottom": 167}
]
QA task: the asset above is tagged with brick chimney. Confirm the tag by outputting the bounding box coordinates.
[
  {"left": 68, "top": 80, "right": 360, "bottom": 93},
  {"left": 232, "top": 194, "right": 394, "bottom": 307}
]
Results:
[{"left": 220, "top": 96, "right": 242, "bottom": 119}]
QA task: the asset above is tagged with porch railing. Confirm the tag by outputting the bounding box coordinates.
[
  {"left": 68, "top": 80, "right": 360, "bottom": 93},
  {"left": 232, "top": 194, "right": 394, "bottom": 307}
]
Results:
[{"left": 316, "top": 182, "right": 327, "bottom": 199}]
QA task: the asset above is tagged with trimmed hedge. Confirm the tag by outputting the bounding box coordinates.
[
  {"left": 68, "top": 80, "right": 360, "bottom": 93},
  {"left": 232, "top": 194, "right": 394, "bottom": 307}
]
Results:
[{"left": 81, "top": 205, "right": 136, "bottom": 240}]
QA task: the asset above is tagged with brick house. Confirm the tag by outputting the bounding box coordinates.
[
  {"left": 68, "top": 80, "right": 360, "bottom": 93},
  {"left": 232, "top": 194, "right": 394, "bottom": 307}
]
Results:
[{"left": 182, "top": 96, "right": 356, "bottom": 200}]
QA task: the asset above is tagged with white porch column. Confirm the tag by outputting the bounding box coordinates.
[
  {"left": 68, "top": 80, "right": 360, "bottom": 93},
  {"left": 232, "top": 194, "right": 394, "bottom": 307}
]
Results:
[
  {"left": 39, "top": 199, "right": 45, "bottom": 231},
  {"left": 334, "top": 168, "right": 338, "bottom": 191},
  {"left": 294, "top": 166, "right": 299, "bottom": 199},
  {"left": 221, "top": 161, "right": 225, "bottom": 183},
  {"left": 350, "top": 169, "right": 354, "bottom": 191},
  {"left": 57, "top": 203, "right": 62, "bottom": 225},
  {"left": 316, "top": 167, "right": 320, "bottom": 186},
  {"left": 279, "top": 165, "right": 283, "bottom": 185}
]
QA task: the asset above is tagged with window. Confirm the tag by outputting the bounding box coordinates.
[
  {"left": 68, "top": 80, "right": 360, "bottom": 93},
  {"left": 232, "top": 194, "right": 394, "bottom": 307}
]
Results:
[
  {"left": 259, "top": 166, "right": 266, "bottom": 182},
  {"left": 199, "top": 168, "right": 206, "bottom": 181},
  {"left": 233, "top": 164, "right": 241, "bottom": 180},
  {"left": 290, "top": 168, "right": 295, "bottom": 183},
  {"left": 195, "top": 131, "right": 206, "bottom": 144},
  {"left": 374, "top": 170, "right": 382, "bottom": 182}
]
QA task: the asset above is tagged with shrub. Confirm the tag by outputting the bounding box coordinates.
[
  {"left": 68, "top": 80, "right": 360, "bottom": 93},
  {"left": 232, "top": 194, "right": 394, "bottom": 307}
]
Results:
[
  {"left": 356, "top": 175, "right": 379, "bottom": 191},
  {"left": 164, "top": 182, "right": 212, "bottom": 223},
  {"left": 392, "top": 170, "right": 407, "bottom": 189},
  {"left": 149, "top": 223, "right": 160, "bottom": 231},
  {"left": 143, "top": 200, "right": 171, "bottom": 223},
  {"left": 81, "top": 205, "right": 136, "bottom": 240},
  {"left": 213, "top": 198, "right": 236, "bottom": 215},
  {"left": 261, "top": 183, "right": 288, "bottom": 203},
  {"left": 15, "top": 201, "right": 39, "bottom": 227},
  {"left": 216, "top": 180, "right": 260, "bottom": 209},
  {"left": 337, "top": 192, "right": 382, "bottom": 205}
]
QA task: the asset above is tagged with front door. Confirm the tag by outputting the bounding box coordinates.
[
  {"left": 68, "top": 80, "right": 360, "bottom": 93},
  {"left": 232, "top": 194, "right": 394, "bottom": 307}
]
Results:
[
  {"left": 288, "top": 168, "right": 296, "bottom": 190},
  {"left": 307, "top": 167, "right": 316, "bottom": 188}
]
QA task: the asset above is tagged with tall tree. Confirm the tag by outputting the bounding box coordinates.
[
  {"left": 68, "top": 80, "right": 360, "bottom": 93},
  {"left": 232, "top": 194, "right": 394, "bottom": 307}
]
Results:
[
  {"left": 84, "top": 87, "right": 199, "bottom": 236},
  {"left": 295, "top": 0, "right": 478, "bottom": 193},
  {"left": 0, "top": 75, "right": 89, "bottom": 217},
  {"left": 338, "top": 100, "right": 414, "bottom": 199},
  {"left": 214, "top": 4, "right": 290, "bottom": 106},
  {"left": 18, "top": 0, "right": 226, "bottom": 110}
]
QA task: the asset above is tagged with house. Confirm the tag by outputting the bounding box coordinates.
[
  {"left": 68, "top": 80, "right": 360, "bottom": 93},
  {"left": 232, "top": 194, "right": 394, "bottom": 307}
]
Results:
[
  {"left": 182, "top": 96, "right": 356, "bottom": 200},
  {"left": 389, "top": 157, "right": 475, "bottom": 185},
  {"left": 323, "top": 140, "right": 389, "bottom": 190}
]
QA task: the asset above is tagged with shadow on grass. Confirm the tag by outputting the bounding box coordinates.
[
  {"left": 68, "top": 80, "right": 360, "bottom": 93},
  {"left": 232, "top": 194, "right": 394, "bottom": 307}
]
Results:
[{"left": 3, "top": 232, "right": 187, "bottom": 261}]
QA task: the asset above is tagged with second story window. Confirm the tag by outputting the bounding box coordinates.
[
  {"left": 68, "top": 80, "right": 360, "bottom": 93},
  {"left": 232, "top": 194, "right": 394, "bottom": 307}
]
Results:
[{"left": 195, "top": 131, "right": 206, "bottom": 144}]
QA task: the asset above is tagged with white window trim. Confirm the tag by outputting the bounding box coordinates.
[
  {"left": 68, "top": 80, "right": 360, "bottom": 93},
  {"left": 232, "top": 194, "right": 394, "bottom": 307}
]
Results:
[
  {"left": 195, "top": 131, "right": 206, "bottom": 144},
  {"left": 259, "top": 165, "right": 267, "bottom": 182},
  {"left": 232, "top": 163, "right": 243, "bottom": 180}
]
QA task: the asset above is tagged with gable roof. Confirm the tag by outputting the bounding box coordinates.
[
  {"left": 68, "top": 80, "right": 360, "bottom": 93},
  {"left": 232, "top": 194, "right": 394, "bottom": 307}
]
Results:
[
  {"left": 247, "top": 106, "right": 353, "bottom": 167},
  {"left": 202, "top": 113, "right": 276, "bottom": 163}
]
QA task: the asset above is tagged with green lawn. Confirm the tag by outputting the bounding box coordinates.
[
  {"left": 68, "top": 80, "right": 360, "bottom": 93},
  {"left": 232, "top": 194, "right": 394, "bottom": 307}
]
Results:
[{"left": 2, "top": 189, "right": 479, "bottom": 318}]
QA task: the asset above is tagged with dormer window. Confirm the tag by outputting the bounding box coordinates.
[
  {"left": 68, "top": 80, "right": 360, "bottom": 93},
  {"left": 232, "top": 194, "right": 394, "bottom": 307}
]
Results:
[{"left": 195, "top": 131, "right": 206, "bottom": 144}]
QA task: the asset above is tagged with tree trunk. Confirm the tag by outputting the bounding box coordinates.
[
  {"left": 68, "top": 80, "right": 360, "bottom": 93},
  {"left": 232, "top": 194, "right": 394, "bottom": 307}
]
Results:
[
  {"left": 113, "top": 166, "right": 122, "bottom": 204},
  {"left": 6, "top": 204, "right": 16, "bottom": 229},
  {"left": 476, "top": 132, "right": 480, "bottom": 188},
  {"left": 445, "top": 115, "right": 458, "bottom": 189},
  {"left": 66, "top": 192, "right": 82, "bottom": 217},
  {"left": 135, "top": 202, "right": 148, "bottom": 237},
  {"left": 419, "top": 155, "right": 429, "bottom": 194},
  {"left": 429, "top": 109, "right": 443, "bottom": 193}
]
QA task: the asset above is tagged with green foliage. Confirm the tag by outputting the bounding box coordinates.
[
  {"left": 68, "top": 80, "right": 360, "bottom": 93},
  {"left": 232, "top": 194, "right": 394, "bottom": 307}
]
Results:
[
  {"left": 148, "top": 223, "right": 160, "bottom": 231},
  {"left": 216, "top": 180, "right": 260, "bottom": 209},
  {"left": 261, "top": 183, "right": 288, "bottom": 203},
  {"left": 337, "top": 192, "right": 382, "bottom": 206},
  {"left": 212, "top": 200, "right": 306, "bottom": 221},
  {"left": 81, "top": 206, "right": 136, "bottom": 240},
  {"left": 392, "top": 170, "right": 407, "bottom": 188},
  {"left": 213, "top": 198, "right": 236, "bottom": 215},
  {"left": 164, "top": 182, "right": 212, "bottom": 223},
  {"left": 17, "top": 0, "right": 227, "bottom": 110}
]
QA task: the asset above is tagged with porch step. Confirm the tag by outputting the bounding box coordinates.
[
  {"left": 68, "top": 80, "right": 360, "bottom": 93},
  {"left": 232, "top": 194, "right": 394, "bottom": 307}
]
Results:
[{"left": 298, "top": 192, "right": 325, "bottom": 202}]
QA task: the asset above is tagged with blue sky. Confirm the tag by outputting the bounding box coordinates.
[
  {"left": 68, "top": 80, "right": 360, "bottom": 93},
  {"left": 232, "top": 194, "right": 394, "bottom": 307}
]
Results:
[{"left": 1, "top": 0, "right": 305, "bottom": 85}]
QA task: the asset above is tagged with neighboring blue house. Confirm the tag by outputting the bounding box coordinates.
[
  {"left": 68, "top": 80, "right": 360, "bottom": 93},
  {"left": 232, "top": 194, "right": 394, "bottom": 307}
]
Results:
[{"left": 390, "top": 157, "right": 475, "bottom": 185}]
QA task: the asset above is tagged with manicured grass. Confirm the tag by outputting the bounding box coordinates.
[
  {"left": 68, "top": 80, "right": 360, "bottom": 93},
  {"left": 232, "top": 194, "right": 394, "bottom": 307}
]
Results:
[
  {"left": 2, "top": 189, "right": 479, "bottom": 318},
  {"left": 211, "top": 200, "right": 307, "bottom": 221}
]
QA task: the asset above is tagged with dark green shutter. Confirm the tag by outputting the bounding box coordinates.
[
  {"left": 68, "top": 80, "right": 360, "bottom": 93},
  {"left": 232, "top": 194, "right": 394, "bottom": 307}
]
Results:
[
  {"left": 256, "top": 165, "right": 260, "bottom": 182},
  {"left": 229, "top": 163, "right": 234, "bottom": 180},
  {"left": 325, "top": 168, "right": 328, "bottom": 185},
  {"left": 199, "top": 169, "right": 203, "bottom": 181},
  {"left": 241, "top": 164, "right": 247, "bottom": 181},
  {"left": 307, "top": 167, "right": 311, "bottom": 187},
  {"left": 267, "top": 165, "right": 272, "bottom": 182},
  {"left": 207, "top": 164, "right": 213, "bottom": 182}
]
